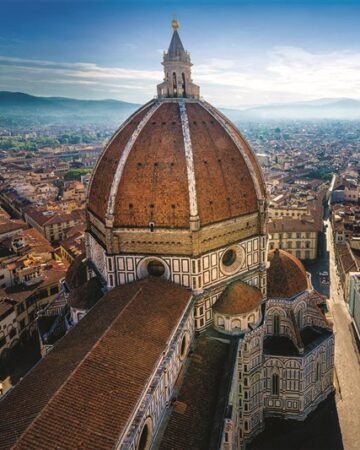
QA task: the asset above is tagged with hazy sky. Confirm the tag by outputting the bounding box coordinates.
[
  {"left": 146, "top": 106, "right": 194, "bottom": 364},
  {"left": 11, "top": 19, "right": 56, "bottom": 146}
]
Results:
[{"left": 1, "top": 0, "right": 360, "bottom": 107}]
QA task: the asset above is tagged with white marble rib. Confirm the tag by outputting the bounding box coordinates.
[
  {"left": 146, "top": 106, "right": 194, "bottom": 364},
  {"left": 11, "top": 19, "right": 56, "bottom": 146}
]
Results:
[{"left": 179, "top": 99, "right": 199, "bottom": 219}]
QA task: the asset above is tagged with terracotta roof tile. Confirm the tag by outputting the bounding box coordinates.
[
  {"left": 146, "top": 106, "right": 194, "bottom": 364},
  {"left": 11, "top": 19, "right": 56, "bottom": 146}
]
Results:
[
  {"left": 213, "top": 280, "right": 263, "bottom": 315},
  {"left": 0, "top": 277, "right": 192, "bottom": 450},
  {"left": 159, "top": 336, "right": 229, "bottom": 450},
  {"left": 88, "top": 100, "right": 265, "bottom": 229},
  {"left": 267, "top": 249, "right": 308, "bottom": 298}
]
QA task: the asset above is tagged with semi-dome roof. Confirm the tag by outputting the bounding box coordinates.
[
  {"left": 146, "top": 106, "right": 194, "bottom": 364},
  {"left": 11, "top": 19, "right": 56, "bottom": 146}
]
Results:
[
  {"left": 267, "top": 249, "right": 308, "bottom": 298},
  {"left": 213, "top": 280, "right": 263, "bottom": 315},
  {"left": 87, "top": 99, "right": 265, "bottom": 229}
]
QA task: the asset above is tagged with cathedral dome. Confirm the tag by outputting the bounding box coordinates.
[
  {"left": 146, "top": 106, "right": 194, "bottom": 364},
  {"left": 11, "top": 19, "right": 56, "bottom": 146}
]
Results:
[
  {"left": 88, "top": 99, "right": 265, "bottom": 229},
  {"left": 267, "top": 249, "right": 308, "bottom": 298},
  {"left": 214, "top": 280, "right": 263, "bottom": 315}
]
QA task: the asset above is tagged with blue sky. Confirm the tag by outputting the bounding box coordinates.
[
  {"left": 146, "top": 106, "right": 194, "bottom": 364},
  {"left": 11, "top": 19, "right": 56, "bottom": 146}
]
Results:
[{"left": 1, "top": 0, "right": 360, "bottom": 107}]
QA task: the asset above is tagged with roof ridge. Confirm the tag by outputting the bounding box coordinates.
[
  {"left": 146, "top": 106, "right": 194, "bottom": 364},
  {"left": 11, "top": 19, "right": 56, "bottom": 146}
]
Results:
[{"left": 13, "top": 285, "right": 144, "bottom": 446}]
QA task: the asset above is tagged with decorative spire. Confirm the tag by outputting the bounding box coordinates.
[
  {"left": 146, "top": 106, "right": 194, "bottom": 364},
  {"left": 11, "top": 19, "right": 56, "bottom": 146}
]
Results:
[{"left": 157, "top": 20, "right": 200, "bottom": 99}]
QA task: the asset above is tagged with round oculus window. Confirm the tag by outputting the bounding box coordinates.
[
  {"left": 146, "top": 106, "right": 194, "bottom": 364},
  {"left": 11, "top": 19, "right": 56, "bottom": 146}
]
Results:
[
  {"left": 147, "top": 259, "right": 165, "bottom": 277},
  {"left": 222, "top": 249, "right": 236, "bottom": 267},
  {"left": 220, "top": 246, "right": 245, "bottom": 275}
]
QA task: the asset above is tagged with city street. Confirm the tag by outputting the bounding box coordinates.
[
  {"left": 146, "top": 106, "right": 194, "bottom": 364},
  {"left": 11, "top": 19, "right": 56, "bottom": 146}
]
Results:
[{"left": 325, "top": 219, "right": 360, "bottom": 450}]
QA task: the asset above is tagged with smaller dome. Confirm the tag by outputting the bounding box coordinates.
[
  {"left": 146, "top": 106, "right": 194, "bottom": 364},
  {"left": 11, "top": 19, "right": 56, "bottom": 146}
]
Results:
[
  {"left": 214, "top": 280, "right": 263, "bottom": 315},
  {"left": 267, "top": 249, "right": 308, "bottom": 298}
]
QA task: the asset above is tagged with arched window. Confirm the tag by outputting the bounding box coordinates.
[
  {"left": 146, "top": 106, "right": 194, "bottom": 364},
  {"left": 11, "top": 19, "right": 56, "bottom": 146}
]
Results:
[
  {"left": 172, "top": 72, "right": 177, "bottom": 96},
  {"left": 138, "top": 423, "right": 151, "bottom": 450},
  {"left": 248, "top": 314, "right": 255, "bottom": 327},
  {"left": 273, "top": 314, "right": 280, "bottom": 335},
  {"left": 297, "top": 310, "right": 303, "bottom": 328},
  {"left": 179, "top": 333, "right": 189, "bottom": 360},
  {"left": 182, "top": 72, "right": 186, "bottom": 97},
  {"left": 316, "top": 362, "right": 321, "bottom": 381},
  {"left": 272, "top": 373, "right": 279, "bottom": 395}
]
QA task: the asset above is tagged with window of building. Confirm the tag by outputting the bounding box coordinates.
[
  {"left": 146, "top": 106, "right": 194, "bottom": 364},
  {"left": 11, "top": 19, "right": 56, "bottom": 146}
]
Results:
[
  {"left": 137, "top": 423, "right": 151, "bottom": 450},
  {"left": 147, "top": 260, "right": 165, "bottom": 277},
  {"left": 273, "top": 314, "right": 280, "bottom": 335},
  {"left": 220, "top": 246, "right": 244, "bottom": 275},
  {"left": 50, "top": 286, "right": 59, "bottom": 295},
  {"left": 179, "top": 334, "right": 189, "bottom": 360},
  {"left": 9, "top": 328, "right": 16, "bottom": 339},
  {"left": 248, "top": 314, "right": 255, "bottom": 327},
  {"left": 272, "top": 373, "right": 279, "bottom": 396},
  {"left": 316, "top": 362, "right": 321, "bottom": 381},
  {"left": 222, "top": 249, "right": 236, "bottom": 266}
]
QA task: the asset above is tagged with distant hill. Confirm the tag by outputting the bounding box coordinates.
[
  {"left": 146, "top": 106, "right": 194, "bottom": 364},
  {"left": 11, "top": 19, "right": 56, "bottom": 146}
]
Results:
[
  {"left": 1, "top": 91, "right": 360, "bottom": 128},
  {"left": 233, "top": 98, "right": 360, "bottom": 120},
  {"left": 0, "top": 91, "right": 141, "bottom": 127}
]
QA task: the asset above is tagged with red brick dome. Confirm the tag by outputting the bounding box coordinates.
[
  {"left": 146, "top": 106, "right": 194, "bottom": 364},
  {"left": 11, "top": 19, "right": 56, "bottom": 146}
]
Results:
[
  {"left": 214, "top": 280, "right": 263, "bottom": 315},
  {"left": 267, "top": 249, "right": 308, "bottom": 298},
  {"left": 87, "top": 99, "right": 265, "bottom": 229}
]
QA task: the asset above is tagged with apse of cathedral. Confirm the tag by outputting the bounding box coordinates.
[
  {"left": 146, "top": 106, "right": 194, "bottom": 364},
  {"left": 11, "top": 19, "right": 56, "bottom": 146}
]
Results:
[{"left": 0, "top": 21, "right": 334, "bottom": 450}]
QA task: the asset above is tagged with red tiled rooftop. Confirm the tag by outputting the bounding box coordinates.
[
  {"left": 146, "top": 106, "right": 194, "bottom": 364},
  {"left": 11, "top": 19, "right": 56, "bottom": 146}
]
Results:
[
  {"left": 88, "top": 100, "right": 265, "bottom": 228},
  {"left": 0, "top": 277, "right": 192, "bottom": 450},
  {"left": 267, "top": 249, "right": 308, "bottom": 298},
  {"left": 213, "top": 280, "right": 263, "bottom": 315}
]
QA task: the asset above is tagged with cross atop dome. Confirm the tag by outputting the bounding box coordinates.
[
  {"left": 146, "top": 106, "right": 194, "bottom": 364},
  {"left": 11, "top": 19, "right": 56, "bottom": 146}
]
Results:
[{"left": 157, "top": 20, "right": 200, "bottom": 99}]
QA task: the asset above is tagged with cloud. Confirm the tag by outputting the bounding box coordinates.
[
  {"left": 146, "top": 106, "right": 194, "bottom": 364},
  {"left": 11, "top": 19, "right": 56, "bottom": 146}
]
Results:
[
  {"left": 1, "top": 48, "right": 360, "bottom": 106},
  {"left": 194, "top": 47, "right": 360, "bottom": 106}
]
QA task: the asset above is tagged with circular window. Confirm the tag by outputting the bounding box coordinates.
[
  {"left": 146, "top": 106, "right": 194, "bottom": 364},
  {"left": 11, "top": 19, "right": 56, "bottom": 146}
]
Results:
[
  {"left": 222, "top": 249, "right": 236, "bottom": 266},
  {"left": 147, "top": 260, "right": 165, "bottom": 277},
  {"left": 220, "top": 245, "right": 245, "bottom": 275}
]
